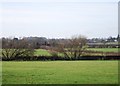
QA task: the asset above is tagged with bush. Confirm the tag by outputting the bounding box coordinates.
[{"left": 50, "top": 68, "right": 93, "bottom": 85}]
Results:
[{"left": 2, "top": 55, "right": 120, "bottom": 61}]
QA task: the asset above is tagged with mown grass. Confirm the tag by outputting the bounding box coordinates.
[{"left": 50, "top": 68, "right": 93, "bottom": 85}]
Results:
[{"left": 2, "top": 61, "right": 118, "bottom": 84}]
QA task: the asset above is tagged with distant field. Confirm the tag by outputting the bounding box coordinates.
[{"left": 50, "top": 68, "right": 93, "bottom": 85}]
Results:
[
  {"left": 34, "top": 48, "right": 119, "bottom": 56},
  {"left": 1, "top": 48, "right": 119, "bottom": 57},
  {"left": 34, "top": 49, "right": 51, "bottom": 56},
  {"left": 87, "top": 48, "right": 119, "bottom": 52},
  {"left": 2, "top": 61, "right": 118, "bottom": 84}
]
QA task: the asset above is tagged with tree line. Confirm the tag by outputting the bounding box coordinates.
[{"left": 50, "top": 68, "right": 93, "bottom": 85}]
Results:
[
  {"left": 1, "top": 35, "right": 120, "bottom": 61},
  {"left": 1, "top": 35, "right": 88, "bottom": 59}
]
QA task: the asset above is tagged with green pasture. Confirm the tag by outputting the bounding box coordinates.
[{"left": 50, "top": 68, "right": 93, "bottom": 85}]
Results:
[
  {"left": 34, "top": 48, "right": 119, "bottom": 56},
  {"left": 34, "top": 49, "right": 51, "bottom": 56},
  {"left": 87, "top": 48, "right": 119, "bottom": 52},
  {"left": 1, "top": 48, "right": 119, "bottom": 57},
  {"left": 2, "top": 61, "right": 118, "bottom": 84}
]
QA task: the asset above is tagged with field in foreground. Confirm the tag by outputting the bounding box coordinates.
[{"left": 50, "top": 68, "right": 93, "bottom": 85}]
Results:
[{"left": 2, "top": 61, "right": 118, "bottom": 84}]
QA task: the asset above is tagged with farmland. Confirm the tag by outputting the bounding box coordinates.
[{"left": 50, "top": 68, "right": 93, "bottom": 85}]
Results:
[
  {"left": 2, "top": 61, "right": 118, "bottom": 84},
  {"left": 34, "top": 48, "right": 119, "bottom": 56},
  {"left": 87, "top": 48, "right": 119, "bottom": 52},
  {"left": 2, "top": 48, "right": 119, "bottom": 84},
  {"left": 34, "top": 49, "right": 51, "bottom": 56},
  {"left": 1, "top": 48, "right": 119, "bottom": 57}
]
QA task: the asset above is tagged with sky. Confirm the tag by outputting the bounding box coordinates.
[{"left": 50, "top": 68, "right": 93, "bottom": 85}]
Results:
[{"left": 0, "top": 0, "right": 119, "bottom": 39}]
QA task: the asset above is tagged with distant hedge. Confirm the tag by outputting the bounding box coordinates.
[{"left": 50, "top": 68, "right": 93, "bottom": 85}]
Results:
[{"left": 2, "top": 56, "right": 120, "bottom": 61}]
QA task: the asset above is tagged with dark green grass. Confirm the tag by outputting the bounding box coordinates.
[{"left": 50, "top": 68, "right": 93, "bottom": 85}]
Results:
[{"left": 2, "top": 61, "right": 118, "bottom": 84}]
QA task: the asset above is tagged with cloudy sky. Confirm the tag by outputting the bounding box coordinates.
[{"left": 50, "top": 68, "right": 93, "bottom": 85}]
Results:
[{"left": 0, "top": 0, "right": 119, "bottom": 38}]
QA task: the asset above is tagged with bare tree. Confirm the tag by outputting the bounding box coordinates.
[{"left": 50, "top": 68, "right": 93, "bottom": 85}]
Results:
[
  {"left": 2, "top": 38, "right": 34, "bottom": 60},
  {"left": 50, "top": 35, "right": 87, "bottom": 59}
]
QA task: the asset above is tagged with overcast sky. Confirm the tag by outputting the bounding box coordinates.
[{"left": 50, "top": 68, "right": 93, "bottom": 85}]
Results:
[{"left": 0, "top": 0, "right": 119, "bottom": 39}]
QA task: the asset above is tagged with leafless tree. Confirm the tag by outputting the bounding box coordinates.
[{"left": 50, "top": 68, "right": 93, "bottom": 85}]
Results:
[
  {"left": 2, "top": 38, "right": 34, "bottom": 60},
  {"left": 50, "top": 35, "right": 87, "bottom": 59}
]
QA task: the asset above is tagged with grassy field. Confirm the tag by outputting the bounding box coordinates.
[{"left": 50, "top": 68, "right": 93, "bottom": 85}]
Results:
[
  {"left": 34, "top": 49, "right": 51, "bottom": 56},
  {"left": 1, "top": 48, "right": 119, "bottom": 57},
  {"left": 34, "top": 48, "right": 119, "bottom": 56},
  {"left": 2, "top": 61, "right": 118, "bottom": 84},
  {"left": 87, "top": 48, "right": 119, "bottom": 52}
]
